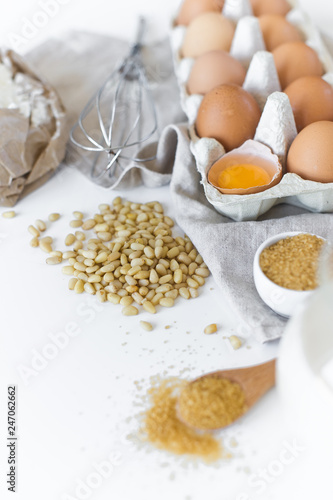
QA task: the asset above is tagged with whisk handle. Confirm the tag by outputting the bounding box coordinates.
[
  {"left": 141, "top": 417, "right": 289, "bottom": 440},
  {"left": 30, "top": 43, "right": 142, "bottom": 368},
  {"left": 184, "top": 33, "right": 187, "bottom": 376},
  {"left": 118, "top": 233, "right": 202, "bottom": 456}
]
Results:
[{"left": 130, "top": 17, "right": 146, "bottom": 57}]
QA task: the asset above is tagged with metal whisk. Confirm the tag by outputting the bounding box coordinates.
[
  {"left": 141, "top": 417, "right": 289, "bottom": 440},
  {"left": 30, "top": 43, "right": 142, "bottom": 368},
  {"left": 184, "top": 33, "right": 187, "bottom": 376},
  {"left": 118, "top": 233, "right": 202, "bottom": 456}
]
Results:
[{"left": 70, "top": 17, "right": 158, "bottom": 185}]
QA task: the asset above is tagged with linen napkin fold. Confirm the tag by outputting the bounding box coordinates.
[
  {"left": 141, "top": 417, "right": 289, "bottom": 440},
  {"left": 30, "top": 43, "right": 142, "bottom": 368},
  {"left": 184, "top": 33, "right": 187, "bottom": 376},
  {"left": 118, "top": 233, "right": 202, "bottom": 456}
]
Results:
[{"left": 27, "top": 31, "right": 333, "bottom": 343}]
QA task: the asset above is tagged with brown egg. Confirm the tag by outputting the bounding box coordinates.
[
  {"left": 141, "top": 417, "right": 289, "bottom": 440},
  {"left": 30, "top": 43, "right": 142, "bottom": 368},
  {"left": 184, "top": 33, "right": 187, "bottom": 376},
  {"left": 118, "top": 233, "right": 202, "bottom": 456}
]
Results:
[
  {"left": 258, "top": 15, "right": 302, "bottom": 51},
  {"left": 287, "top": 121, "right": 333, "bottom": 183},
  {"left": 196, "top": 84, "right": 261, "bottom": 151},
  {"left": 284, "top": 76, "right": 333, "bottom": 131},
  {"left": 181, "top": 12, "right": 235, "bottom": 59},
  {"left": 250, "top": 0, "right": 291, "bottom": 17},
  {"left": 176, "top": 0, "right": 224, "bottom": 26},
  {"left": 272, "top": 41, "right": 323, "bottom": 89},
  {"left": 187, "top": 50, "right": 246, "bottom": 95}
]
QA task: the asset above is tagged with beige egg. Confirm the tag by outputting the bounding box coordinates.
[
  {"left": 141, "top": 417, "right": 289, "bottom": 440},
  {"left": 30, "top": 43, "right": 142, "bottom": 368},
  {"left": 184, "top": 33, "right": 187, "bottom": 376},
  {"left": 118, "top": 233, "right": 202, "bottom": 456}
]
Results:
[
  {"left": 258, "top": 14, "right": 302, "bottom": 51},
  {"left": 284, "top": 76, "right": 333, "bottom": 131},
  {"left": 250, "top": 0, "right": 291, "bottom": 17},
  {"left": 196, "top": 84, "right": 261, "bottom": 152},
  {"left": 181, "top": 12, "right": 235, "bottom": 59},
  {"left": 272, "top": 41, "right": 323, "bottom": 89},
  {"left": 176, "top": 0, "right": 224, "bottom": 26},
  {"left": 287, "top": 121, "right": 333, "bottom": 183},
  {"left": 187, "top": 50, "right": 246, "bottom": 95}
]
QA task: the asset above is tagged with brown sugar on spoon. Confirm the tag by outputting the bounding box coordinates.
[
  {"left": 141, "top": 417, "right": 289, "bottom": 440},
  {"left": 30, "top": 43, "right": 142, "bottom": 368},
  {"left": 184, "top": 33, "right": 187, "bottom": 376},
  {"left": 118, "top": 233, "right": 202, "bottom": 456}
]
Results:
[
  {"left": 178, "top": 376, "right": 247, "bottom": 430},
  {"left": 178, "top": 360, "right": 276, "bottom": 431}
]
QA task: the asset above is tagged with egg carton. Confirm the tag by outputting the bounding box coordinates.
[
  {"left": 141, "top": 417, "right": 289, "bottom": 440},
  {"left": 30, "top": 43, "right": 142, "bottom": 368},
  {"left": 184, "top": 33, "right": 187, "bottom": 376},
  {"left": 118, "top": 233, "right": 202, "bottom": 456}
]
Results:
[{"left": 170, "top": 0, "right": 333, "bottom": 221}]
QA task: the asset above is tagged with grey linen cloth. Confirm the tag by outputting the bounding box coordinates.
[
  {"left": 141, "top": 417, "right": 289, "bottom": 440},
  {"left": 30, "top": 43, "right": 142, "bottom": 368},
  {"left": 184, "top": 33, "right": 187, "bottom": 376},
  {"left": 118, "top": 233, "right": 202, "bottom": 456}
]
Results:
[{"left": 27, "top": 31, "right": 333, "bottom": 343}]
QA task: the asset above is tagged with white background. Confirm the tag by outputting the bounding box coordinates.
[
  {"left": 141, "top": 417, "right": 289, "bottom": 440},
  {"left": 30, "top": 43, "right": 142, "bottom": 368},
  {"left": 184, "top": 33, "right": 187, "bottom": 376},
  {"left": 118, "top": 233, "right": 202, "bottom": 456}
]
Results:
[{"left": 0, "top": 1, "right": 332, "bottom": 500}]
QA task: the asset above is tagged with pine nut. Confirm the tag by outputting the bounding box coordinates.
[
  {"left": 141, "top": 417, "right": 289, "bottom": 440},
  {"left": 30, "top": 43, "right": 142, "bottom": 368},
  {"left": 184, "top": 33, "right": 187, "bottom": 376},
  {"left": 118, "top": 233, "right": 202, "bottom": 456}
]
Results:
[
  {"left": 165, "top": 289, "right": 178, "bottom": 299},
  {"left": 28, "top": 225, "right": 40, "bottom": 237},
  {"left": 159, "top": 274, "right": 172, "bottom": 284},
  {"left": 97, "top": 231, "right": 112, "bottom": 241},
  {"left": 70, "top": 219, "right": 83, "bottom": 228},
  {"left": 142, "top": 300, "right": 156, "bottom": 314},
  {"left": 229, "top": 335, "right": 242, "bottom": 350},
  {"left": 178, "top": 253, "right": 191, "bottom": 265},
  {"left": 96, "top": 289, "right": 107, "bottom": 302},
  {"left": 74, "top": 280, "right": 85, "bottom": 294},
  {"left": 179, "top": 287, "right": 190, "bottom": 299},
  {"left": 82, "top": 219, "right": 96, "bottom": 230},
  {"left": 187, "top": 278, "right": 199, "bottom": 289},
  {"left": 2, "top": 210, "right": 16, "bottom": 218},
  {"left": 40, "top": 241, "right": 53, "bottom": 253},
  {"left": 120, "top": 296, "right": 134, "bottom": 306},
  {"left": 63, "top": 251, "right": 76, "bottom": 259},
  {"left": 74, "top": 262, "right": 86, "bottom": 272},
  {"left": 122, "top": 305, "right": 139, "bottom": 316},
  {"left": 95, "top": 251, "right": 108, "bottom": 263},
  {"left": 46, "top": 256, "right": 62, "bottom": 265},
  {"left": 152, "top": 293, "right": 163, "bottom": 305},
  {"left": 30, "top": 237, "right": 39, "bottom": 248},
  {"left": 84, "top": 282, "right": 95, "bottom": 294},
  {"left": 62, "top": 266, "right": 75, "bottom": 275},
  {"left": 204, "top": 324, "right": 217, "bottom": 335},
  {"left": 35, "top": 219, "right": 46, "bottom": 232},
  {"left": 107, "top": 251, "right": 121, "bottom": 262},
  {"left": 195, "top": 267, "right": 210, "bottom": 277},
  {"left": 156, "top": 284, "right": 172, "bottom": 294},
  {"left": 159, "top": 297, "right": 174, "bottom": 307},
  {"left": 73, "top": 211, "right": 84, "bottom": 220},
  {"left": 50, "top": 251, "right": 62, "bottom": 258},
  {"left": 68, "top": 277, "right": 77, "bottom": 290},
  {"left": 48, "top": 213, "right": 60, "bottom": 222},
  {"left": 65, "top": 233, "right": 76, "bottom": 246},
  {"left": 140, "top": 320, "right": 153, "bottom": 331},
  {"left": 189, "top": 288, "right": 199, "bottom": 298},
  {"left": 107, "top": 293, "right": 121, "bottom": 304},
  {"left": 193, "top": 275, "right": 205, "bottom": 286},
  {"left": 170, "top": 259, "right": 179, "bottom": 271},
  {"left": 174, "top": 269, "right": 183, "bottom": 284},
  {"left": 75, "top": 231, "right": 86, "bottom": 241}
]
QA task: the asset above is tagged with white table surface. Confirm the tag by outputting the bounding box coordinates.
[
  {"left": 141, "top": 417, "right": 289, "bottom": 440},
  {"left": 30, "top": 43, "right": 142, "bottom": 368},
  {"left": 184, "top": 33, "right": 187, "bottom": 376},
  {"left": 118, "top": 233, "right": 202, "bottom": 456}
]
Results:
[{"left": 0, "top": 1, "right": 331, "bottom": 499}]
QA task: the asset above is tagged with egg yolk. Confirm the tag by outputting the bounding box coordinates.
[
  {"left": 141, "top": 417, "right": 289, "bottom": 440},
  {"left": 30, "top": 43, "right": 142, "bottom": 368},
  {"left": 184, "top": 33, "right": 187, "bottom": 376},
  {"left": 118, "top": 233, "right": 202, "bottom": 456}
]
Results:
[{"left": 217, "top": 163, "right": 271, "bottom": 189}]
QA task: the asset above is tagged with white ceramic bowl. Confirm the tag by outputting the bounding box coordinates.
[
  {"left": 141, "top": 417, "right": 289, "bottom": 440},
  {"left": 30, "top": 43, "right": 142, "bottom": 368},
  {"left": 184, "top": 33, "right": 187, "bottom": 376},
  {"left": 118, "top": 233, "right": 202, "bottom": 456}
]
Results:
[{"left": 253, "top": 231, "right": 323, "bottom": 318}]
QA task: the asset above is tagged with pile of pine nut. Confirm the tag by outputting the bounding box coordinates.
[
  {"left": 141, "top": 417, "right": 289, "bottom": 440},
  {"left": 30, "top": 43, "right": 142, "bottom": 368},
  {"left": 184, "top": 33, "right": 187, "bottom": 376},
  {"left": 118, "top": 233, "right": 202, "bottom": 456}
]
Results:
[{"left": 28, "top": 197, "right": 210, "bottom": 315}]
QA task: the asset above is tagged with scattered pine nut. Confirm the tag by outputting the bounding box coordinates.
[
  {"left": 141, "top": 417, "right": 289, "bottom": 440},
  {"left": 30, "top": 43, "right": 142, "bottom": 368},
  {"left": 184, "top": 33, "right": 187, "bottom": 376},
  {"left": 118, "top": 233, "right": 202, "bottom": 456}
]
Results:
[
  {"left": 35, "top": 219, "right": 46, "bottom": 232},
  {"left": 30, "top": 237, "right": 39, "bottom": 248},
  {"left": 46, "top": 256, "right": 62, "bottom": 265},
  {"left": 204, "top": 324, "right": 217, "bottom": 335},
  {"left": 48, "top": 213, "right": 60, "bottom": 222},
  {"left": 122, "top": 305, "right": 139, "bottom": 316},
  {"left": 2, "top": 210, "right": 16, "bottom": 218},
  {"left": 28, "top": 225, "right": 40, "bottom": 237},
  {"left": 228, "top": 335, "right": 243, "bottom": 350},
  {"left": 140, "top": 320, "right": 153, "bottom": 331}
]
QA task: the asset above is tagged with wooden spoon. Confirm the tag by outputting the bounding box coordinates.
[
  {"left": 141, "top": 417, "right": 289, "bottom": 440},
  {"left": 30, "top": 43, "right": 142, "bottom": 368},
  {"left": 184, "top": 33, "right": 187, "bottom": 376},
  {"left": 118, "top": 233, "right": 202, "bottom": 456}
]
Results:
[{"left": 178, "top": 358, "right": 276, "bottom": 430}]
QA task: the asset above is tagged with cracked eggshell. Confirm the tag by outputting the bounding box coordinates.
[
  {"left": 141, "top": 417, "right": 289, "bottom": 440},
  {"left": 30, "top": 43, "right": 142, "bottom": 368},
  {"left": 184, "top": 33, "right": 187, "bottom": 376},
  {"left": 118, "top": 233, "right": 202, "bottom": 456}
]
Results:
[{"left": 207, "top": 140, "right": 282, "bottom": 195}]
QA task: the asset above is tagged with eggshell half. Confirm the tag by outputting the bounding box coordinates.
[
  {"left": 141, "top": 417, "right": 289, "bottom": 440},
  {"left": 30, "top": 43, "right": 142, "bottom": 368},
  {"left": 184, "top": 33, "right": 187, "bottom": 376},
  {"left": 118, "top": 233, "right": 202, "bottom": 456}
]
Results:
[{"left": 208, "top": 140, "right": 283, "bottom": 194}]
